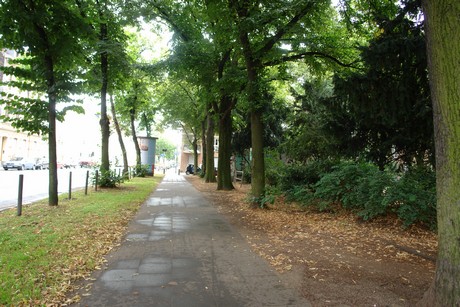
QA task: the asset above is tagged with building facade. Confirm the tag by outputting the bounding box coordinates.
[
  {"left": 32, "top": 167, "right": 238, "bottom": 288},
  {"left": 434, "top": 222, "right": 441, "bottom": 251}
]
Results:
[{"left": 179, "top": 131, "right": 219, "bottom": 173}]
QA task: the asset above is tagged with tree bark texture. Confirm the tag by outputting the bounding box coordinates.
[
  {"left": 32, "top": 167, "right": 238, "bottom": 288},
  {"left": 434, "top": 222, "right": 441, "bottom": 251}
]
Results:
[
  {"left": 110, "top": 95, "right": 128, "bottom": 177},
  {"left": 201, "top": 119, "right": 207, "bottom": 175},
  {"left": 422, "top": 1, "right": 460, "bottom": 306},
  {"left": 204, "top": 110, "right": 216, "bottom": 183},
  {"left": 217, "top": 95, "right": 235, "bottom": 190},
  {"left": 130, "top": 108, "right": 141, "bottom": 167},
  {"left": 99, "top": 21, "right": 110, "bottom": 172},
  {"left": 45, "top": 54, "right": 58, "bottom": 206},
  {"left": 192, "top": 137, "right": 199, "bottom": 175},
  {"left": 233, "top": 1, "right": 265, "bottom": 200}
]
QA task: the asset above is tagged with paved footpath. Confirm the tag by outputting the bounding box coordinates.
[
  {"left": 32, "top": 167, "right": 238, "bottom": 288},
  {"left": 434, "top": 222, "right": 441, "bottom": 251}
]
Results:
[{"left": 75, "top": 172, "right": 310, "bottom": 307}]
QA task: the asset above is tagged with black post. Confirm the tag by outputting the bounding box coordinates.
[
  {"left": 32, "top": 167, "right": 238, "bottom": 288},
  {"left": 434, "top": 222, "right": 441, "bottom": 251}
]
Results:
[
  {"left": 68, "top": 171, "right": 72, "bottom": 200},
  {"left": 95, "top": 170, "right": 99, "bottom": 191},
  {"left": 17, "top": 174, "right": 24, "bottom": 216},
  {"left": 85, "top": 170, "right": 89, "bottom": 195}
]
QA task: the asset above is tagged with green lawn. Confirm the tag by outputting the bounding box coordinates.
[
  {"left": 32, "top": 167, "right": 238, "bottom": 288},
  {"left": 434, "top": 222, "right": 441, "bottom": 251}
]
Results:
[{"left": 0, "top": 175, "right": 162, "bottom": 306}]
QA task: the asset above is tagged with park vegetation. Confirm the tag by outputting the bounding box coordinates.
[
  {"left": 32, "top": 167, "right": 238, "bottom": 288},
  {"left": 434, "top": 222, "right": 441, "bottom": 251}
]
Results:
[{"left": 0, "top": 0, "right": 459, "bottom": 305}]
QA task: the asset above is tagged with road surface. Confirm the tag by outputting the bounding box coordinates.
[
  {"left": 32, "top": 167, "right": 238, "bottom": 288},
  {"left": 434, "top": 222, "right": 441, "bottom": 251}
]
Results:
[{"left": 0, "top": 168, "right": 91, "bottom": 211}]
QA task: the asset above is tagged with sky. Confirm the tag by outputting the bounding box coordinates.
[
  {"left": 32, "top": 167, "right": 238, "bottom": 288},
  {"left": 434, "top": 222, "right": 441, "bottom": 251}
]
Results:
[
  {"left": 56, "top": 21, "right": 178, "bottom": 165},
  {"left": 57, "top": 96, "right": 181, "bottom": 166}
]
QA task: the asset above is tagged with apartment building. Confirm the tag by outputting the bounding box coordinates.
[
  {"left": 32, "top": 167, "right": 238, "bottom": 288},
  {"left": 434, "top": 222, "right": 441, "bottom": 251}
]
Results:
[{"left": 179, "top": 131, "right": 219, "bottom": 173}]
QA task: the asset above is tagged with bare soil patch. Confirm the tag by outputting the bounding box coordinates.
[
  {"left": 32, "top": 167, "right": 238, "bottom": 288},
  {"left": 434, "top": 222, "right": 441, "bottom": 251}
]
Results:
[{"left": 186, "top": 175, "right": 437, "bottom": 307}]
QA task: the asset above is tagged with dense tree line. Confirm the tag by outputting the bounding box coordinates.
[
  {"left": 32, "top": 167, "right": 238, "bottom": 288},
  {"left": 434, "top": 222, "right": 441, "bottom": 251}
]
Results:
[{"left": 0, "top": 0, "right": 459, "bottom": 304}]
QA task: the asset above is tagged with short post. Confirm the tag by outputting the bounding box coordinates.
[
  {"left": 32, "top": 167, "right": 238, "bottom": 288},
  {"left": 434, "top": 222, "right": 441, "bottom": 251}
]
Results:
[
  {"left": 85, "top": 170, "right": 89, "bottom": 195},
  {"left": 68, "top": 171, "right": 72, "bottom": 200},
  {"left": 17, "top": 174, "right": 24, "bottom": 216},
  {"left": 95, "top": 170, "right": 99, "bottom": 191}
]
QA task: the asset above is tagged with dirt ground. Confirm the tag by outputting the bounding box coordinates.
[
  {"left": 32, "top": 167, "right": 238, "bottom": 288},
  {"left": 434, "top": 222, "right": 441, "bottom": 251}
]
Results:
[{"left": 186, "top": 176, "right": 437, "bottom": 307}]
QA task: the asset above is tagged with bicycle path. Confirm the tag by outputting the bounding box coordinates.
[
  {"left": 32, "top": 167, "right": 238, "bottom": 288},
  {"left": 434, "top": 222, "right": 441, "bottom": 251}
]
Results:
[{"left": 74, "top": 172, "right": 310, "bottom": 306}]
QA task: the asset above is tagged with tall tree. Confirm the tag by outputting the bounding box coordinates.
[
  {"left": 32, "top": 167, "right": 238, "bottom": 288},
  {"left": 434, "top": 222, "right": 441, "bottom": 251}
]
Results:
[
  {"left": 110, "top": 94, "right": 128, "bottom": 176},
  {"left": 155, "top": 79, "right": 204, "bottom": 173},
  {"left": 0, "top": 0, "right": 89, "bottom": 206},
  {"left": 117, "top": 75, "right": 154, "bottom": 168},
  {"left": 229, "top": 0, "right": 333, "bottom": 201},
  {"left": 327, "top": 1, "right": 432, "bottom": 169},
  {"left": 98, "top": 0, "right": 111, "bottom": 172},
  {"left": 421, "top": 0, "right": 460, "bottom": 305},
  {"left": 77, "top": 0, "right": 129, "bottom": 173}
]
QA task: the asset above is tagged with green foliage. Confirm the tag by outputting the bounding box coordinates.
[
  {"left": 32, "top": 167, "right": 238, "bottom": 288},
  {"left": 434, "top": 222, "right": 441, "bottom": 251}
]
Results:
[
  {"left": 279, "top": 159, "right": 336, "bottom": 192},
  {"left": 264, "top": 149, "right": 284, "bottom": 187},
  {"left": 156, "top": 138, "right": 177, "bottom": 160},
  {"left": 0, "top": 1, "right": 90, "bottom": 133},
  {"left": 325, "top": 1, "right": 433, "bottom": 169},
  {"left": 92, "top": 170, "right": 124, "bottom": 188},
  {"left": 313, "top": 162, "right": 392, "bottom": 218},
  {"left": 276, "top": 160, "right": 436, "bottom": 228},
  {"left": 133, "top": 164, "right": 150, "bottom": 178},
  {"left": 385, "top": 166, "right": 437, "bottom": 229}
]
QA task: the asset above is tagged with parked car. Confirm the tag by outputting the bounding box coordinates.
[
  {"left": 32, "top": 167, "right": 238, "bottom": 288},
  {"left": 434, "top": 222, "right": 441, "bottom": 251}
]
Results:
[
  {"left": 35, "top": 158, "right": 47, "bottom": 170},
  {"left": 2, "top": 157, "right": 25, "bottom": 170},
  {"left": 23, "top": 159, "right": 37, "bottom": 170},
  {"left": 40, "top": 159, "right": 49, "bottom": 169},
  {"left": 79, "top": 161, "right": 96, "bottom": 168}
]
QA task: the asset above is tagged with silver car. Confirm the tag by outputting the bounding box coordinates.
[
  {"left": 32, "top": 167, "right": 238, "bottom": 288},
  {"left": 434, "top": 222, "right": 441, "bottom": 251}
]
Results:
[{"left": 3, "top": 157, "right": 25, "bottom": 170}]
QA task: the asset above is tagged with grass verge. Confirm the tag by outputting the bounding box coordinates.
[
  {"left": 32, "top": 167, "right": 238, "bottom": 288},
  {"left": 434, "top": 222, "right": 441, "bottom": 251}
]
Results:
[{"left": 0, "top": 175, "right": 162, "bottom": 306}]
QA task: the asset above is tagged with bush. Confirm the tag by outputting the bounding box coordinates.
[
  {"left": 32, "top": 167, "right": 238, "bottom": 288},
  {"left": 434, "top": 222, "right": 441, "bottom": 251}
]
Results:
[
  {"left": 385, "top": 166, "right": 436, "bottom": 229},
  {"left": 264, "top": 149, "right": 284, "bottom": 186},
  {"left": 352, "top": 167, "right": 394, "bottom": 220},
  {"left": 272, "top": 159, "right": 437, "bottom": 228},
  {"left": 287, "top": 161, "right": 393, "bottom": 220},
  {"left": 243, "top": 168, "right": 252, "bottom": 184},
  {"left": 92, "top": 170, "right": 123, "bottom": 188},
  {"left": 313, "top": 161, "right": 394, "bottom": 219},
  {"left": 279, "top": 159, "right": 336, "bottom": 193},
  {"left": 133, "top": 164, "right": 149, "bottom": 177}
]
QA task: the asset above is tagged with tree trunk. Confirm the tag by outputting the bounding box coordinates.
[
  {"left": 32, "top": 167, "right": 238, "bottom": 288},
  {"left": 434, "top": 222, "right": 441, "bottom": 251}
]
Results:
[
  {"left": 201, "top": 119, "right": 206, "bottom": 175},
  {"left": 217, "top": 95, "right": 234, "bottom": 190},
  {"left": 99, "top": 21, "right": 110, "bottom": 172},
  {"left": 250, "top": 109, "right": 265, "bottom": 199},
  {"left": 234, "top": 6, "right": 265, "bottom": 200},
  {"left": 110, "top": 95, "right": 128, "bottom": 177},
  {"left": 45, "top": 53, "right": 58, "bottom": 206},
  {"left": 192, "top": 136, "right": 199, "bottom": 175},
  {"left": 204, "top": 110, "right": 216, "bottom": 183},
  {"left": 244, "top": 57, "right": 265, "bottom": 200},
  {"left": 421, "top": 1, "right": 460, "bottom": 306},
  {"left": 48, "top": 70, "right": 59, "bottom": 206},
  {"left": 130, "top": 109, "right": 141, "bottom": 167}
]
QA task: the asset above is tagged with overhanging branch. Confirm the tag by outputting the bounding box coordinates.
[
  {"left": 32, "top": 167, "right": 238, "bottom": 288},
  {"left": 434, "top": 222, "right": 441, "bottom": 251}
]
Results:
[{"left": 263, "top": 51, "right": 361, "bottom": 69}]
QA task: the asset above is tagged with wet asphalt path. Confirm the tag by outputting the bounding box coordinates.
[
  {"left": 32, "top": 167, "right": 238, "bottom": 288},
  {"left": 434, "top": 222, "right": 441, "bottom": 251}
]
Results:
[{"left": 74, "top": 173, "right": 310, "bottom": 306}]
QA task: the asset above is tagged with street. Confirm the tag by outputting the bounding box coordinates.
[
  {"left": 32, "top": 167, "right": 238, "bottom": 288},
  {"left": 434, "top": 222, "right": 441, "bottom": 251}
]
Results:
[{"left": 0, "top": 168, "right": 91, "bottom": 211}]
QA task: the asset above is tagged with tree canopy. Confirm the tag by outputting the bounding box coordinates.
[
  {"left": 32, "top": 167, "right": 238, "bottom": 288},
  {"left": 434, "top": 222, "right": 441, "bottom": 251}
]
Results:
[{"left": 1, "top": 0, "right": 458, "bottom": 303}]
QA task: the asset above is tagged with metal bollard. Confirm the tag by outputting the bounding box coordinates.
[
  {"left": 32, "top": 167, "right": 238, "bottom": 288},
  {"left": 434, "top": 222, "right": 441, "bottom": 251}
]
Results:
[
  {"left": 68, "top": 171, "right": 72, "bottom": 200},
  {"left": 17, "top": 174, "right": 24, "bottom": 216},
  {"left": 85, "top": 170, "right": 89, "bottom": 195}
]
